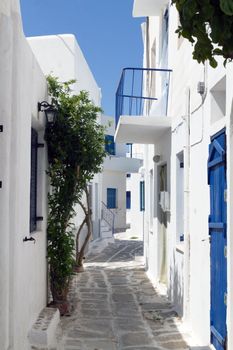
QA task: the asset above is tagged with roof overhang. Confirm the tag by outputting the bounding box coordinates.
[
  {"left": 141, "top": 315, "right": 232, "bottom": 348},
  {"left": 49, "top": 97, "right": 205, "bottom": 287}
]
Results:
[
  {"left": 133, "top": 0, "right": 167, "bottom": 17},
  {"left": 115, "top": 116, "right": 171, "bottom": 144}
]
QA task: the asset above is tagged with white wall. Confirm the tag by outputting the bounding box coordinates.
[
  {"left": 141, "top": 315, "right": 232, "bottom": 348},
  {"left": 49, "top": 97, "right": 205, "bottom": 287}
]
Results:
[
  {"left": 143, "top": 132, "right": 171, "bottom": 286},
  {"left": 140, "top": 3, "right": 232, "bottom": 347},
  {"left": 168, "top": 4, "right": 227, "bottom": 343},
  {"left": 126, "top": 172, "right": 144, "bottom": 237},
  {"left": 28, "top": 34, "right": 101, "bottom": 107},
  {"left": 0, "top": 1, "right": 48, "bottom": 349}
]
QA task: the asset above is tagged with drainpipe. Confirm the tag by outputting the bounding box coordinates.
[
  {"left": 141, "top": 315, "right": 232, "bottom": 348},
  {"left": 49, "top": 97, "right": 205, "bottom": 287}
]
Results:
[{"left": 183, "top": 87, "right": 191, "bottom": 324}]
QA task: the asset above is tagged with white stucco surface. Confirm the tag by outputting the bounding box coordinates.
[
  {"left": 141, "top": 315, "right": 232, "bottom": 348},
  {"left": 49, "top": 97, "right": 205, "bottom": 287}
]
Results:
[
  {"left": 133, "top": 0, "right": 167, "bottom": 17},
  {"left": 28, "top": 34, "right": 103, "bottom": 242},
  {"left": 126, "top": 172, "right": 144, "bottom": 239},
  {"left": 28, "top": 34, "right": 101, "bottom": 106},
  {"left": 128, "top": 1, "right": 233, "bottom": 347},
  {"left": 0, "top": 1, "right": 48, "bottom": 349}
]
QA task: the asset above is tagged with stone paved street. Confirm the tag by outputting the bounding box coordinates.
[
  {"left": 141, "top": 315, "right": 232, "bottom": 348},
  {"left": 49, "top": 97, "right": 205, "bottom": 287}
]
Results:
[{"left": 57, "top": 235, "right": 197, "bottom": 350}]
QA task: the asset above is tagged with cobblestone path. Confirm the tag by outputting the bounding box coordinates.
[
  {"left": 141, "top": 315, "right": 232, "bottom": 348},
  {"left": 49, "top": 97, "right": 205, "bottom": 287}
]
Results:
[{"left": 58, "top": 236, "right": 195, "bottom": 350}]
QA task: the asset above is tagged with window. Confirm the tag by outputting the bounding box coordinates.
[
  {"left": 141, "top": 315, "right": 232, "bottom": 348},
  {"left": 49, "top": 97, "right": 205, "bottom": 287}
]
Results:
[
  {"left": 126, "top": 191, "right": 131, "bottom": 209},
  {"left": 105, "top": 135, "right": 115, "bottom": 155},
  {"left": 140, "top": 181, "right": 145, "bottom": 212},
  {"left": 107, "top": 188, "right": 117, "bottom": 209},
  {"left": 176, "top": 152, "right": 184, "bottom": 242},
  {"left": 126, "top": 143, "right": 132, "bottom": 158},
  {"left": 30, "top": 128, "right": 38, "bottom": 232},
  {"left": 126, "top": 173, "right": 131, "bottom": 178}
]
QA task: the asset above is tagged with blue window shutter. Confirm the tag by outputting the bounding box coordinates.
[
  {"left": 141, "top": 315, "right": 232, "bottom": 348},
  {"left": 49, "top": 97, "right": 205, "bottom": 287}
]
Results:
[
  {"left": 30, "top": 128, "right": 38, "bottom": 232},
  {"left": 140, "top": 181, "right": 145, "bottom": 211},
  {"left": 105, "top": 135, "right": 115, "bottom": 155},
  {"left": 107, "top": 188, "right": 116, "bottom": 209},
  {"left": 126, "top": 191, "right": 131, "bottom": 209}
]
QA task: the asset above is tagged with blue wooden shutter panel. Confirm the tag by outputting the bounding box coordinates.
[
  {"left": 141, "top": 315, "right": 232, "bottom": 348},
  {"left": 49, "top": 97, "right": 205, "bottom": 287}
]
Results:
[
  {"left": 107, "top": 188, "right": 116, "bottom": 209},
  {"left": 105, "top": 135, "right": 115, "bottom": 155},
  {"left": 208, "top": 129, "right": 227, "bottom": 350},
  {"left": 30, "top": 128, "right": 38, "bottom": 232},
  {"left": 126, "top": 191, "right": 131, "bottom": 209}
]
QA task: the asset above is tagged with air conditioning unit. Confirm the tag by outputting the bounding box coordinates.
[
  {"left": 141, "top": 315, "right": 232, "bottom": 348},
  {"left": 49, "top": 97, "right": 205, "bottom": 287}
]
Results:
[{"left": 159, "top": 191, "right": 170, "bottom": 212}]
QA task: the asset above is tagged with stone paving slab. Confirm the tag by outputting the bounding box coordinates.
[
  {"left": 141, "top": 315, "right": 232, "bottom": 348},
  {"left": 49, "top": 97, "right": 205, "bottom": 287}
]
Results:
[{"left": 55, "top": 237, "right": 201, "bottom": 350}]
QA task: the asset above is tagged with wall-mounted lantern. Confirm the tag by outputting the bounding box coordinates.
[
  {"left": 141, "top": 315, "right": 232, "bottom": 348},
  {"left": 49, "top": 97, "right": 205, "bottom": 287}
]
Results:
[{"left": 38, "top": 101, "right": 57, "bottom": 125}]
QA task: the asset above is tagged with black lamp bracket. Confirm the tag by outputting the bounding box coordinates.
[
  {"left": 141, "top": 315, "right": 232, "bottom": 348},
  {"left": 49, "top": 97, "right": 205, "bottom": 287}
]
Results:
[
  {"left": 38, "top": 101, "right": 52, "bottom": 112},
  {"left": 23, "top": 236, "right": 36, "bottom": 244}
]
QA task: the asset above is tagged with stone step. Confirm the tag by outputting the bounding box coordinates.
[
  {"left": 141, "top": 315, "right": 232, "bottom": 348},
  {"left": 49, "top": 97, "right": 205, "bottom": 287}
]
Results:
[
  {"left": 28, "top": 307, "right": 60, "bottom": 349},
  {"left": 101, "top": 230, "right": 113, "bottom": 238}
]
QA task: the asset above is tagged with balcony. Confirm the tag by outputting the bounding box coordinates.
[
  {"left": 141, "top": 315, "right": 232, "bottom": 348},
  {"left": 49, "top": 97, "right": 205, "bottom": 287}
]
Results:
[
  {"left": 103, "top": 156, "right": 143, "bottom": 173},
  {"left": 115, "top": 67, "right": 172, "bottom": 144},
  {"left": 133, "top": 0, "right": 168, "bottom": 17},
  {"left": 103, "top": 133, "right": 143, "bottom": 172}
]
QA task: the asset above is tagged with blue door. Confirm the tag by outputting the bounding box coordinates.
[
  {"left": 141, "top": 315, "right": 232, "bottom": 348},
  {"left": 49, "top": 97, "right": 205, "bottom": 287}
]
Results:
[{"left": 208, "top": 129, "right": 227, "bottom": 350}]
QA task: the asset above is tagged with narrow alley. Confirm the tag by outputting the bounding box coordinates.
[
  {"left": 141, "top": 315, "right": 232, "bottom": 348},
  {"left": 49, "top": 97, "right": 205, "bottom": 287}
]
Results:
[{"left": 57, "top": 235, "right": 197, "bottom": 350}]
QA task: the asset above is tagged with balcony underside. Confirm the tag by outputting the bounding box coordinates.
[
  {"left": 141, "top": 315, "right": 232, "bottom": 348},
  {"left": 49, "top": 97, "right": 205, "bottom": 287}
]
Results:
[
  {"left": 103, "top": 156, "right": 143, "bottom": 173},
  {"left": 115, "top": 115, "right": 171, "bottom": 144},
  {"left": 133, "top": 0, "right": 167, "bottom": 17}
]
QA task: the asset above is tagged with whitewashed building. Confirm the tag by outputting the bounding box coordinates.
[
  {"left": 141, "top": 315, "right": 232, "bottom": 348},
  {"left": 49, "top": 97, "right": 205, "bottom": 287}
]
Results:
[
  {"left": 115, "top": 0, "right": 233, "bottom": 349},
  {"left": 0, "top": 3, "right": 141, "bottom": 347},
  {"left": 28, "top": 34, "right": 103, "bottom": 241},
  {"left": 101, "top": 115, "right": 142, "bottom": 236},
  {"left": 0, "top": 1, "right": 50, "bottom": 349}
]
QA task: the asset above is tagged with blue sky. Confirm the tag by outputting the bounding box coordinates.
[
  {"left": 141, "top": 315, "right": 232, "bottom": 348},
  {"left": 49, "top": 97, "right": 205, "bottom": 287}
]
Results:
[{"left": 19, "top": 0, "right": 144, "bottom": 117}]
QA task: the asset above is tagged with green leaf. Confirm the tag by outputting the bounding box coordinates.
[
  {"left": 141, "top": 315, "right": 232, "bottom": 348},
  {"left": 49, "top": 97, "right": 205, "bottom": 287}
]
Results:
[
  {"left": 45, "top": 75, "right": 107, "bottom": 296},
  {"left": 172, "top": 0, "right": 233, "bottom": 68},
  {"left": 220, "top": 0, "right": 233, "bottom": 15},
  {"left": 209, "top": 57, "right": 218, "bottom": 68}
]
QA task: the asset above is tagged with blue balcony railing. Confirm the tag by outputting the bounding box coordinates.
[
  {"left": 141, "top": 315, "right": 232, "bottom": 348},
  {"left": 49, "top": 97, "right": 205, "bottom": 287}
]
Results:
[{"left": 115, "top": 67, "right": 172, "bottom": 128}]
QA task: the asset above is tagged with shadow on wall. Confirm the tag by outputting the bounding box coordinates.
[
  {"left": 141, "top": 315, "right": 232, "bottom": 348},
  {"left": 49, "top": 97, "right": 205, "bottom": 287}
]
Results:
[
  {"left": 169, "top": 250, "right": 184, "bottom": 317},
  {"left": 145, "top": 254, "right": 149, "bottom": 271}
]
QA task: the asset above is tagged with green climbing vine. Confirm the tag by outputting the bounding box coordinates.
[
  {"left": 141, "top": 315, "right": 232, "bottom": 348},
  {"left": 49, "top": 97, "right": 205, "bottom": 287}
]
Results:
[{"left": 45, "top": 76, "right": 106, "bottom": 311}]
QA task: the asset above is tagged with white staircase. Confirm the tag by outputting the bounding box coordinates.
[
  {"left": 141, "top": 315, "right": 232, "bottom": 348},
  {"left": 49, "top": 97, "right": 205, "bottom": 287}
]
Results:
[
  {"left": 100, "top": 219, "right": 113, "bottom": 238},
  {"left": 100, "top": 201, "right": 115, "bottom": 238}
]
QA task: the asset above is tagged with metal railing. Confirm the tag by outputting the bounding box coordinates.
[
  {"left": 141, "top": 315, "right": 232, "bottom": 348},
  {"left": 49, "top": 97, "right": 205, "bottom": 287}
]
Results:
[
  {"left": 101, "top": 201, "right": 115, "bottom": 235},
  {"left": 115, "top": 67, "right": 172, "bottom": 128}
]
